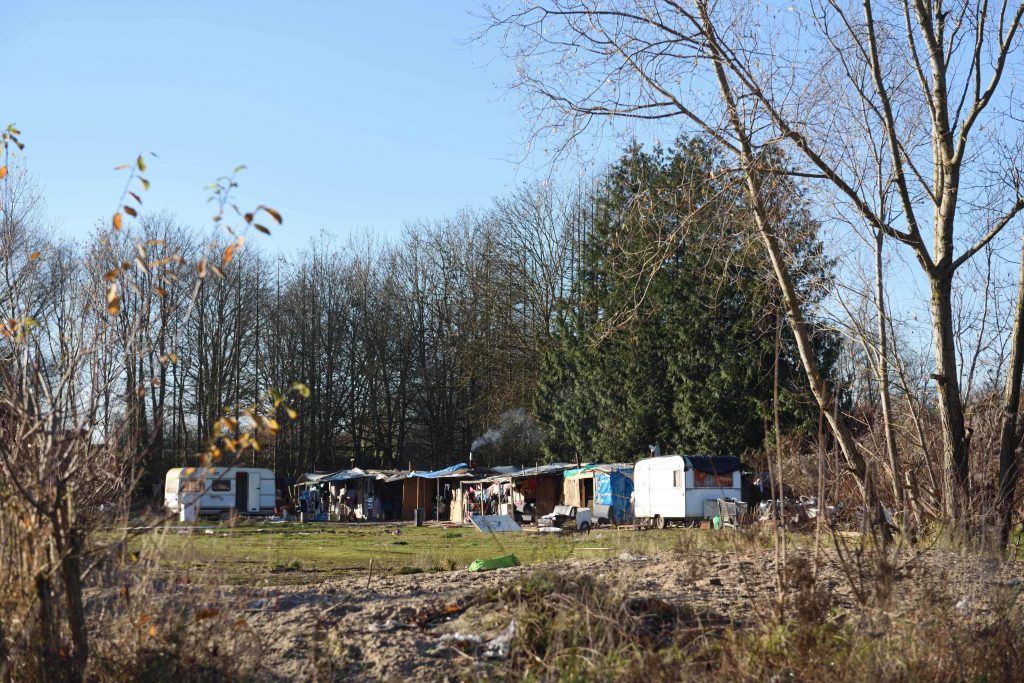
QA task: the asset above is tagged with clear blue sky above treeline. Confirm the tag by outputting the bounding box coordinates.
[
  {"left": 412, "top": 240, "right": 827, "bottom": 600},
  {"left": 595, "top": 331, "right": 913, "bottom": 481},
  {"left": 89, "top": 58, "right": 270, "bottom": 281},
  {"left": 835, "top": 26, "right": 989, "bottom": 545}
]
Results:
[{"left": 4, "top": 0, "right": 616, "bottom": 250}]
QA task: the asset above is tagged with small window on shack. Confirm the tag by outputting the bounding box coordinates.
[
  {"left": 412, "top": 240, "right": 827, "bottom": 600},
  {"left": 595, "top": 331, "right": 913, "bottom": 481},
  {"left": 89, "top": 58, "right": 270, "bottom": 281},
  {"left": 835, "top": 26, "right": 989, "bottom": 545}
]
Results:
[
  {"left": 212, "top": 480, "right": 231, "bottom": 492},
  {"left": 672, "top": 470, "right": 683, "bottom": 488}
]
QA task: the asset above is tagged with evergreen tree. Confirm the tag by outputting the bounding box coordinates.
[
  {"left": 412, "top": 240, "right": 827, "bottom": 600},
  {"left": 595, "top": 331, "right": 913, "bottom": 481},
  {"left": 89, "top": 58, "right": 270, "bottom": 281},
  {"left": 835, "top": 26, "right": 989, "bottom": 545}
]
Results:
[{"left": 537, "top": 137, "right": 837, "bottom": 461}]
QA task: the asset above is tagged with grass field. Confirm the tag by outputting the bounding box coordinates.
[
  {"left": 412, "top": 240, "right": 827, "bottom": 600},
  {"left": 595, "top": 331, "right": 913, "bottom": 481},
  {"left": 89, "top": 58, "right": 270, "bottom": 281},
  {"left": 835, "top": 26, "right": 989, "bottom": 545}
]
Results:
[{"left": 129, "top": 521, "right": 791, "bottom": 585}]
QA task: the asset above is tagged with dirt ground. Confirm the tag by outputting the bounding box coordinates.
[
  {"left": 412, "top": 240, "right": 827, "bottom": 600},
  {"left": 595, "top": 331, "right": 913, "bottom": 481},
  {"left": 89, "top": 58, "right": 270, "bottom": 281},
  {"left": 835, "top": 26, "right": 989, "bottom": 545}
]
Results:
[{"left": 158, "top": 544, "right": 1023, "bottom": 682}]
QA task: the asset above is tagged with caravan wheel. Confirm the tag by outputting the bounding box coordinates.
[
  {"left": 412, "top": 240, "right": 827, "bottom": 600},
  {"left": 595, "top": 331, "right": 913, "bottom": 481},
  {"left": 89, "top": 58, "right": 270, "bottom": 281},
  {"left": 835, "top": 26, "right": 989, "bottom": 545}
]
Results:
[{"left": 654, "top": 515, "right": 666, "bottom": 530}]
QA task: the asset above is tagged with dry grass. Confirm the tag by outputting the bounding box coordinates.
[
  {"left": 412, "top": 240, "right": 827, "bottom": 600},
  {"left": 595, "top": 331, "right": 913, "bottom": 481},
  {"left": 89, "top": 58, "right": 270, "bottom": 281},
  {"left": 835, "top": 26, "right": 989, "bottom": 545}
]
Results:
[{"left": 483, "top": 544, "right": 1024, "bottom": 682}]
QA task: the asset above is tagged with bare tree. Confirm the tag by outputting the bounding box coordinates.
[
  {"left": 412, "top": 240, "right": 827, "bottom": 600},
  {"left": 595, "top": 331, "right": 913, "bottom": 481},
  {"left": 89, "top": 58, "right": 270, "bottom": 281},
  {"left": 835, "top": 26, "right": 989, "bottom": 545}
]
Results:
[{"left": 485, "top": 0, "right": 1024, "bottom": 532}]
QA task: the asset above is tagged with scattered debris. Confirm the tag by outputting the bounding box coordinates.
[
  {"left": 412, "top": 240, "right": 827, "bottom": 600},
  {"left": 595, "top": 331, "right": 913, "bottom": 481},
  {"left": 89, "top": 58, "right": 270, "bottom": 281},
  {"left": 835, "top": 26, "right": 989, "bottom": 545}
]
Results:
[
  {"left": 429, "top": 619, "right": 516, "bottom": 660},
  {"left": 469, "top": 515, "right": 522, "bottom": 533},
  {"left": 618, "top": 552, "right": 647, "bottom": 562}
]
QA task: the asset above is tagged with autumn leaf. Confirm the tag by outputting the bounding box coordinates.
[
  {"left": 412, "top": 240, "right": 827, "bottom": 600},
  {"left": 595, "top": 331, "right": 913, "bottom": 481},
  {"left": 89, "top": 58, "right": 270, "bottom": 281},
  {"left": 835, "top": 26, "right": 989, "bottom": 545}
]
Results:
[
  {"left": 136, "top": 155, "right": 147, "bottom": 172},
  {"left": 155, "top": 286, "right": 167, "bottom": 297},
  {"left": 104, "top": 268, "right": 119, "bottom": 282},
  {"left": 254, "top": 223, "right": 271, "bottom": 235},
  {"left": 289, "top": 382, "right": 311, "bottom": 398},
  {"left": 223, "top": 243, "right": 236, "bottom": 265},
  {"left": 106, "top": 283, "right": 120, "bottom": 315},
  {"left": 262, "top": 206, "right": 283, "bottom": 224},
  {"left": 197, "top": 258, "right": 208, "bottom": 279},
  {"left": 0, "top": 166, "right": 7, "bottom": 180},
  {"left": 139, "top": 177, "right": 150, "bottom": 190},
  {"left": 29, "top": 251, "right": 40, "bottom": 261},
  {"left": 112, "top": 212, "right": 123, "bottom": 230},
  {"left": 124, "top": 205, "right": 138, "bottom": 217}
]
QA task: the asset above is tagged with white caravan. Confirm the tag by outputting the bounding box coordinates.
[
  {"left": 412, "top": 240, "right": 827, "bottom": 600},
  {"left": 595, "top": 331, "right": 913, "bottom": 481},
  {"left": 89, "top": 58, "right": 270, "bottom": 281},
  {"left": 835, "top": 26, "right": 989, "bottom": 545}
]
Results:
[
  {"left": 164, "top": 467, "right": 276, "bottom": 515},
  {"left": 632, "top": 455, "right": 742, "bottom": 528}
]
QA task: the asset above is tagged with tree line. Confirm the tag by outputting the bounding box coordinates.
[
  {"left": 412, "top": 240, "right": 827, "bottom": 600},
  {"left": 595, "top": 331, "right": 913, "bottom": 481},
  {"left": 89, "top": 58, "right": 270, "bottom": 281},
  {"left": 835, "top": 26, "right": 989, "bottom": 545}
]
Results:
[{"left": 2, "top": 138, "right": 836, "bottom": 500}]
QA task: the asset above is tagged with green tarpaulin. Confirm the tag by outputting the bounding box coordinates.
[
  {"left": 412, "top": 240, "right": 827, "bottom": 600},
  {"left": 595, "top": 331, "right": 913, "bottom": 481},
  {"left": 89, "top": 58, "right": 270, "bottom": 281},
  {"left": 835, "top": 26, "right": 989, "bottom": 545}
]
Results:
[{"left": 466, "top": 554, "right": 521, "bottom": 572}]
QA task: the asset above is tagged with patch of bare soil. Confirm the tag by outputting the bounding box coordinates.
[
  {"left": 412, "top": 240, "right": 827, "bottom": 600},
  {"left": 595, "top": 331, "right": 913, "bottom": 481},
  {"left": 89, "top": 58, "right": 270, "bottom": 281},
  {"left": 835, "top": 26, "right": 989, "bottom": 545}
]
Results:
[{"left": 138, "top": 548, "right": 1024, "bottom": 681}]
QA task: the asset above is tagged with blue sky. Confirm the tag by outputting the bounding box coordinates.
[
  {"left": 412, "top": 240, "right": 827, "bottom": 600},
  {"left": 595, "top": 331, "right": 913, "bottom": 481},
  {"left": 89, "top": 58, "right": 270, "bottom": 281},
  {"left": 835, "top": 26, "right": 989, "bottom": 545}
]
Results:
[{"left": 4, "top": 1, "right": 587, "bottom": 250}]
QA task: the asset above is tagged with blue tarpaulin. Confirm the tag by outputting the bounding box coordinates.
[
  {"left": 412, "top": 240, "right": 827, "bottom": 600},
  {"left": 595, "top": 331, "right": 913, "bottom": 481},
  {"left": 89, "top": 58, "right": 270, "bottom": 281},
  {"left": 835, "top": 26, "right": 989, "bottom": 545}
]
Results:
[
  {"left": 594, "top": 469, "right": 634, "bottom": 523},
  {"left": 409, "top": 463, "right": 470, "bottom": 479}
]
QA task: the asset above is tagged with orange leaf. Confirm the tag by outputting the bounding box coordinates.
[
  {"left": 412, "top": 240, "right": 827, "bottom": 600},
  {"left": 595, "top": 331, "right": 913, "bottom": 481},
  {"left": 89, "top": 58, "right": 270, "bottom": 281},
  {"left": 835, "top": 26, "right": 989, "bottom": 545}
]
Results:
[
  {"left": 223, "top": 243, "right": 236, "bottom": 265},
  {"left": 155, "top": 286, "right": 167, "bottom": 298},
  {"left": 124, "top": 205, "right": 138, "bottom": 217},
  {"left": 112, "top": 212, "right": 123, "bottom": 230},
  {"left": 148, "top": 624, "right": 157, "bottom": 638},
  {"left": 104, "top": 268, "right": 119, "bottom": 282},
  {"left": 197, "top": 258, "right": 208, "bottom": 279},
  {"left": 29, "top": 251, "right": 40, "bottom": 261},
  {"left": 0, "top": 166, "right": 7, "bottom": 180}
]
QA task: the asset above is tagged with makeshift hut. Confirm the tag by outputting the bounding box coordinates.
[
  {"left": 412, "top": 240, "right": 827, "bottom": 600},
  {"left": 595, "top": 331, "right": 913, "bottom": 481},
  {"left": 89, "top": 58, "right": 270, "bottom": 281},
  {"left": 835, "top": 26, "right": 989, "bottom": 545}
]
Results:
[
  {"left": 459, "top": 463, "right": 572, "bottom": 524},
  {"left": 563, "top": 464, "right": 635, "bottom": 524},
  {"left": 293, "top": 468, "right": 394, "bottom": 521},
  {"left": 401, "top": 463, "right": 478, "bottom": 522}
]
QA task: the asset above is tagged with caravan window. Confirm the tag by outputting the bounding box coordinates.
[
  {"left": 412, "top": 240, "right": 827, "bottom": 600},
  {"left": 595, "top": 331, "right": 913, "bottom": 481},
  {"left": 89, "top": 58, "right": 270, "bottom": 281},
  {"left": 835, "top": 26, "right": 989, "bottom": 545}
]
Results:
[
  {"left": 181, "top": 480, "right": 204, "bottom": 493},
  {"left": 212, "top": 480, "right": 231, "bottom": 492},
  {"left": 672, "top": 470, "right": 683, "bottom": 488},
  {"left": 692, "top": 470, "right": 733, "bottom": 488}
]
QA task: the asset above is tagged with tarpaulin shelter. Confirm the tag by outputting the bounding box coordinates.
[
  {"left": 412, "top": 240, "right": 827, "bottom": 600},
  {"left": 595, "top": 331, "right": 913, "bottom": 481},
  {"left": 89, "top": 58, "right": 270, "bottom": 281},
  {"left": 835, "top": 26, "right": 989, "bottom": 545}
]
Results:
[
  {"left": 401, "top": 463, "right": 479, "bottom": 522},
  {"left": 292, "top": 468, "right": 394, "bottom": 521},
  {"left": 563, "top": 464, "right": 635, "bottom": 523},
  {"left": 459, "top": 463, "right": 573, "bottom": 523}
]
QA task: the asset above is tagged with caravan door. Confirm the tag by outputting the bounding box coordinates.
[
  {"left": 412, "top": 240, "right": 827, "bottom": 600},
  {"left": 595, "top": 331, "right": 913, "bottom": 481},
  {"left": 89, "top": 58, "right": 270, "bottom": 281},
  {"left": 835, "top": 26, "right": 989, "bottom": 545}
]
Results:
[
  {"left": 235, "top": 472, "right": 249, "bottom": 512},
  {"left": 247, "top": 473, "right": 260, "bottom": 512}
]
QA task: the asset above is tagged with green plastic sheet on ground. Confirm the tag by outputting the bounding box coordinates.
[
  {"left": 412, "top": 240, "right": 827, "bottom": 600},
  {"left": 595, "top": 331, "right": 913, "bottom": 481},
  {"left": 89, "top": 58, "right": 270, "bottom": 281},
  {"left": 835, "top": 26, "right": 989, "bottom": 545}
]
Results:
[{"left": 466, "top": 554, "right": 521, "bottom": 572}]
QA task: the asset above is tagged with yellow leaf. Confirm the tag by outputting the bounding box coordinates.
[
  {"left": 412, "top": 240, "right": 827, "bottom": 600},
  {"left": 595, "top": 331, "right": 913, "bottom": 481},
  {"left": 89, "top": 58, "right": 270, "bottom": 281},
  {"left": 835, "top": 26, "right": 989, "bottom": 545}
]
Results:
[
  {"left": 112, "top": 212, "right": 123, "bottom": 230},
  {"left": 289, "top": 382, "right": 311, "bottom": 398},
  {"left": 148, "top": 625, "right": 157, "bottom": 638},
  {"left": 106, "top": 283, "right": 120, "bottom": 315},
  {"left": 286, "top": 407, "right": 297, "bottom": 420},
  {"left": 137, "top": 155, "right": 147, "bottom": 172},
  {"left": 170, "top": 352, "right": 178, "bottom": 364},
  {"left": 139, "top": 177, "right": 150, "bottom": 190}
]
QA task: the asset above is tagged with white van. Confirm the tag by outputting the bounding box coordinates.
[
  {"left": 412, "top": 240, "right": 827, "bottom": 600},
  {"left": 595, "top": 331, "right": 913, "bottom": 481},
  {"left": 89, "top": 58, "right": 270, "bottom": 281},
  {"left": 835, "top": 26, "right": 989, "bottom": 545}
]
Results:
[
  {"left": 632, "top": 455, "right": 742, "bottom": 528},
  {"left": 164, "top": 467, "right": 276, "bottom": 515}
]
